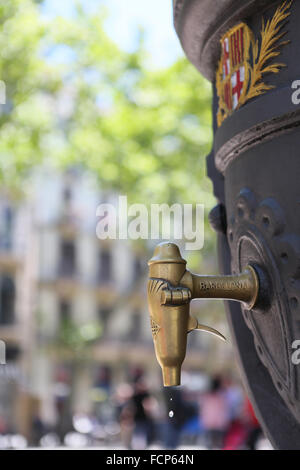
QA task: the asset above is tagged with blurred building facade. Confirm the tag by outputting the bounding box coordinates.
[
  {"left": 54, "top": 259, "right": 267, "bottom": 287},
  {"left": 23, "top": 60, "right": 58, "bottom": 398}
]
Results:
[
  {"left": 0, "top": 168, "right": 159, "bottom": 440},
  {"left": 0, "top": 191, "right": 37, "bottom": 437},
  {"left": 0, "top": 167, "right": 233, "bottom": 442}
]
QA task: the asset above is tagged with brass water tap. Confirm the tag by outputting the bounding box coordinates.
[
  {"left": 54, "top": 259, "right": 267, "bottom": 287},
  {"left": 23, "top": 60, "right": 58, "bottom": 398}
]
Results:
[{"left": 147, "top": 242, "right": 260, "bottom": 387}]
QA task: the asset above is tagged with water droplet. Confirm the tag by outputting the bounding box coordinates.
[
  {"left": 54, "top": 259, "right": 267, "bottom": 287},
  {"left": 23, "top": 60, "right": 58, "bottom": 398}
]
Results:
[{"left": 169, "top": 410, "right": 174, "bottom": 418}]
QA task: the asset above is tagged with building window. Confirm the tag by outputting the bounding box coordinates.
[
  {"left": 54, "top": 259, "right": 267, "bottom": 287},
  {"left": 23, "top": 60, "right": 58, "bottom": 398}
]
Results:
[
  {"left": 63, "top": 186, "right": 72, "bottom": 204},
  {"left": 0, "top": 206, "right": 13, "bottom": 251},
  {"left": 0, "top": 276, "right": 15, "bottom": 325},
  {"left": 98, "top": 250, "right": 112, "bottom": 282},
  {"left": 128, "top": 310, "right": 142, "bottom": 341},
  {"left": 94, "top": 365, "right": 112, "bottom": 391},
  {"left": 133, "top": 256, "right": 143, "bottom": 282},
  {"left": 98, "top": 307, "right": 112, "bottom": 335},
  {"left": 59, "top": 240, "right": 76, "bottom": 277},
  {"left": 5, "top": 345, "right": 20, "bottom": 361},
  {"left": 59, "top": 300, "right": 71, "bottom": 324}
]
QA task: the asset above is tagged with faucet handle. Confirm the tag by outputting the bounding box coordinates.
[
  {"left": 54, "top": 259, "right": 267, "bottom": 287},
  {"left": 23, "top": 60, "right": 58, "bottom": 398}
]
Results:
[
  {"left": 160, "top": 282, "right": 226, "bottom": 340},
  {"left": 161, "top": 285, "right": 191, "bottom": 305}
]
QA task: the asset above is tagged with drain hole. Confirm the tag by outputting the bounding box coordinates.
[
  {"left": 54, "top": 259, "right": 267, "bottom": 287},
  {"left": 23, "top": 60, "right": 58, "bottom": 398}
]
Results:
[
  {"left": 290, "top": 297, "right": 298, "bottom": 310},
  {"left": 237, "top": 207, "right": 244, "bottom": 218},
  {"left": 262, "top": 216, "right": 270, "bottom": 229}
]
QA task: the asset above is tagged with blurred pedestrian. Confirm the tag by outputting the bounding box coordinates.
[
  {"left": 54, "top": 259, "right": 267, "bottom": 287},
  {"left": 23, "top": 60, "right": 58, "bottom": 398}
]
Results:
[
  {"left": 222, "top": 378, "right": 247, "bottom": 450},
  {"left": 200, "top": 375, "right": 229, "bottom": 449},
  {"left": 163, "top": 387, "right": 198, "bottom": 449},
  {"left": 114, "top": 383, "right": 134, "bottom": 449},
  {"left": 131, "top": 379, "right": 155, "bottom": 449},
  {"left": 244, "top": 398, "right": 262, "bottom": 450}
]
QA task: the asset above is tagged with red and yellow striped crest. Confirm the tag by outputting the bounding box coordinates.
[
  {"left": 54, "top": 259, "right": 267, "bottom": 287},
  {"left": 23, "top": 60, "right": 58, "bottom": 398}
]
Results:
[{"left": 218, "top": 23, "right": 250, "bottom": 117}]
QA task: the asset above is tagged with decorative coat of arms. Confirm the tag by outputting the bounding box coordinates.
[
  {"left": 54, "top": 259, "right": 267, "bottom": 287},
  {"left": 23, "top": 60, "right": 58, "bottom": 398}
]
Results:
[{"left": 216, "top": 0, "right": 293, "bottom": 127}]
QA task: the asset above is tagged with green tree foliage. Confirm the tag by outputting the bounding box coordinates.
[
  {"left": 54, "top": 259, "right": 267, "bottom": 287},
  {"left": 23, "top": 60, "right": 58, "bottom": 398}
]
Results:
[
  {"left": 0, "top": 1, "right": 213, "bottom": 206},
  {"left": 0, "top": 0, "right": 61, "bottom": 185},
  {"left": 0, "top": 1, "right": 223, "bottom": 351},
  {"left": 0, "top": 1, "right": 218, "bottom": 256},
  {"left": 50, "top": 6, "right": 214, "bottom": 206}
]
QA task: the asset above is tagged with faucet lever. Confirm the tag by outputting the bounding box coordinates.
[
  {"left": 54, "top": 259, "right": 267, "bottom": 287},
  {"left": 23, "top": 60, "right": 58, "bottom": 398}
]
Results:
[{"left": 187, "top": 315, "right": 226, "bottom": 341}]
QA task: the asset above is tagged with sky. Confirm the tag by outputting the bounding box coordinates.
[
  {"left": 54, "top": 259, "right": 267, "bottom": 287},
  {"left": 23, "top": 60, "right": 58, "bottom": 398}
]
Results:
[{"left": 43, "top": 0, "right": 185, "bottom": 68}]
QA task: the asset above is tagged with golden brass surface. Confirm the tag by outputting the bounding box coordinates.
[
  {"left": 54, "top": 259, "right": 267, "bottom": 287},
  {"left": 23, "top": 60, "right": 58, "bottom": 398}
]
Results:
[{"left": 147, "top": 242, "right": 260, "bottom": 387}]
